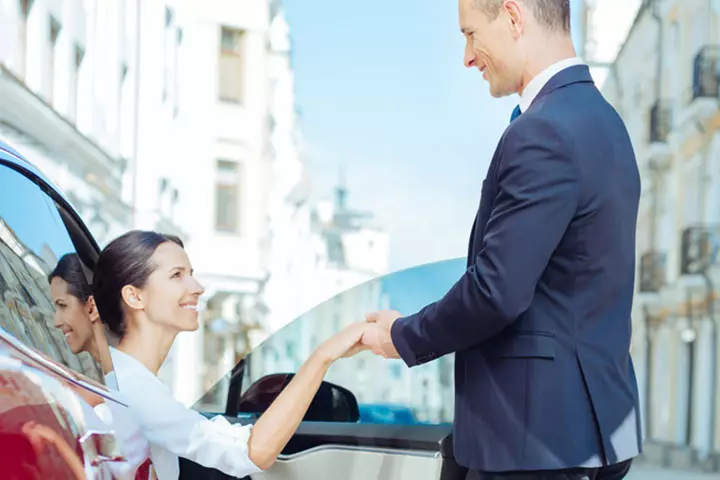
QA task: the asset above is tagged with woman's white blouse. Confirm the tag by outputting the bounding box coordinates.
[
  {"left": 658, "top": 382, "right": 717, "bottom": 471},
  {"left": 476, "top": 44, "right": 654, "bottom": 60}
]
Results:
[{"left": 108, "top": 347, "right": 262, "bottom": 479}]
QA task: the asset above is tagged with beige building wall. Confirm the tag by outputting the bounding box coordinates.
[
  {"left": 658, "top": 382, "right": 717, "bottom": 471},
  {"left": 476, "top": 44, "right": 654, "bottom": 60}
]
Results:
[{"left": 600, "top": 0, "right": 720, "bottom": 464}]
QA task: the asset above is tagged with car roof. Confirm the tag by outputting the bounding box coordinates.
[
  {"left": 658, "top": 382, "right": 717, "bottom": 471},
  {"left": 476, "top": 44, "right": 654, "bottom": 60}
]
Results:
[{"left": 0, "top": 139, "right": 71, "bottom": 205}]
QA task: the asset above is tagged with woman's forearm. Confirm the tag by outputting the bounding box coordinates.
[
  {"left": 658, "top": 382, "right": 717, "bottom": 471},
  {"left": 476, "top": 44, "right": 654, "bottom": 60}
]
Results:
[{"left": 247, "top": 351, "right": 332, "bottom": 469}]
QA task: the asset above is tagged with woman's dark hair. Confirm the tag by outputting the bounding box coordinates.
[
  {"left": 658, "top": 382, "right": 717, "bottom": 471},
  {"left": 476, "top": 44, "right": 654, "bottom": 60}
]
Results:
[
  {"left": 92, "top": 230, "right": 184, "bottom": 338},
  {"left": 48, "top": 253, "right": 92, "bottom": 302}
]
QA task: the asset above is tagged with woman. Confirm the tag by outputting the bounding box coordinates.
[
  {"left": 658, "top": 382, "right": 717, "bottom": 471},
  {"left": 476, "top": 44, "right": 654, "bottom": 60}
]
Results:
[
  {"left": 92, "top": 230, "right": 370, "bottom": 479},
  {"left": 48, "top": 253, "right": 112, "bottom": 376}
]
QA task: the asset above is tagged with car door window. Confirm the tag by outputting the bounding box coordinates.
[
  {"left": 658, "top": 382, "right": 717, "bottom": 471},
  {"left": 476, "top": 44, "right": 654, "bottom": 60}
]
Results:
[
  {"left": 195, "top": 258, "right": 465, "bottom": 426},
  {"left": 0, "top": 164, "right": 108, "bottom": 385}
]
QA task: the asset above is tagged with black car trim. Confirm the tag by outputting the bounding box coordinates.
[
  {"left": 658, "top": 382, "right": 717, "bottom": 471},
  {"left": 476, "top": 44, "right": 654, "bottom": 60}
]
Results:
[
  {"left": 213, "top": 414, "right": 450, "bottom": 453},
  {"left": 0, "top": 152, "right": 102, "bottom": 261}
]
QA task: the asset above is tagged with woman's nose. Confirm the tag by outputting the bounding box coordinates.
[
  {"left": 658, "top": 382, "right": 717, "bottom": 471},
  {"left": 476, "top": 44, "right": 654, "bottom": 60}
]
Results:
[{"left": 191, "top": 278, "right": 205, "bottom": 297}]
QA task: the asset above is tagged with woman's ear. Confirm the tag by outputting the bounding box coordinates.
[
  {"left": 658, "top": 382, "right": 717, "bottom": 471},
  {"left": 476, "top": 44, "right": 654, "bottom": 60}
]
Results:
[
  {"left": 86, "top": 295, "right": 100, "bottom": 323},
  {"left": 120, "top": 286, "right": 145, "bottom": 311}
]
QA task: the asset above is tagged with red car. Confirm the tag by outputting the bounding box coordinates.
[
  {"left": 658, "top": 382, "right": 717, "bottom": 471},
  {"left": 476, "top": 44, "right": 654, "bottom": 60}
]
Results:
[{"left": 0, "top": 142, "right": 155, "bottom": 479}]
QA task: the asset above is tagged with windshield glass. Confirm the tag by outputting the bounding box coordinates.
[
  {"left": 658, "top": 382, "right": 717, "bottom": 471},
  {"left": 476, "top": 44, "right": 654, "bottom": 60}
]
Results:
[{"left": 194, "top": 257, "right": 465, "bottom": 424}]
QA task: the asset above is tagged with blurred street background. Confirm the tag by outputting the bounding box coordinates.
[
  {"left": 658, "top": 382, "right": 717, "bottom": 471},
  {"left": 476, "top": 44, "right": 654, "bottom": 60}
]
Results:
[
  {"left": 628, "top": 464, "right": 717, "bottom": 479},
  {"left": 1, "top": 0, "right": 720, "bottom": 475}
]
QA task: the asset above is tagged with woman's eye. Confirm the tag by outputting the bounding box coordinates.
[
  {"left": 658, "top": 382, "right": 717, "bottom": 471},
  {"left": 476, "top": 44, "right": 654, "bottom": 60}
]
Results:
[{"left": 171, "top": 272, "right": 181, "bottom": 279}]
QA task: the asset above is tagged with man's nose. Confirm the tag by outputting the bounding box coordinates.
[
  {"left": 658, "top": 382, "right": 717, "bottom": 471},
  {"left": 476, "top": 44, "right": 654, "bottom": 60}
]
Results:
[{"left": 464, "top": 49, "right": 475, "bottom": 68}]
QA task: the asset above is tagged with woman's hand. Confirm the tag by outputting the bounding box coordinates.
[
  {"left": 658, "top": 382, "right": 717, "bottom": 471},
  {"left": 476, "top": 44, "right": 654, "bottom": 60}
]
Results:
[
  {"left": 314, "top": 322, "right": 370, "bottom": 364},
  {"left": 250, "top": 322, "right": 370, "bottom": 470}
]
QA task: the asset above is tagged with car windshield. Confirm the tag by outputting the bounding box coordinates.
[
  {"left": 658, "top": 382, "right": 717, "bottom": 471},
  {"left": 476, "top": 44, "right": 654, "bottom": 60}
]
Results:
[{"left": 193, "top": 257, "right": 465, "bottom": 424}]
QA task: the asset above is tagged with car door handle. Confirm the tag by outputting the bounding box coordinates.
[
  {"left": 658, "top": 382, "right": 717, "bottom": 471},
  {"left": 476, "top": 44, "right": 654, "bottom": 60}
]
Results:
[{"left": 80, "top": 430, "right": 127, "bottom": 466}]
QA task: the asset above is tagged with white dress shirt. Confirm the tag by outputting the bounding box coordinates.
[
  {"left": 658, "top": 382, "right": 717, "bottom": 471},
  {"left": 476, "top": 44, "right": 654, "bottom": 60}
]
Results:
[
  {"left": 108, "top": 347, "right": 263, "bottom": 480},
  {"left": 518, "top": 56, "right": 584, "bottom": 113}
]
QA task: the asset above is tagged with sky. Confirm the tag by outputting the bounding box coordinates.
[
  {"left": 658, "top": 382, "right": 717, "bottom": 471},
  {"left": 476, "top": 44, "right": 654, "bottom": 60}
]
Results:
[{"left": 283, "top": 0, "right": 584, "bottom": 272}]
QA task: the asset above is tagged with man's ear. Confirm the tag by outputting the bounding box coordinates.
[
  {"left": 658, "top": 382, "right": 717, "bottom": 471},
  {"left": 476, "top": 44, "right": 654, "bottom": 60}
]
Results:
[
  {"left": 503, "top": 0, "right": 525, "bottom": 37},
  {"left": 120, "top": 285, "right": 145, "bottom": 311},
  {"left": 87, "top": 295, "right": 100, "bottom": 323}
]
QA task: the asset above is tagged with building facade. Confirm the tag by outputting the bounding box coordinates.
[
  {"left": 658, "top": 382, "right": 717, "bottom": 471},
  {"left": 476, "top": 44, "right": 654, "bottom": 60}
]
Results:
[
  {"left": 0, "top": 0, "right": 309, "bottom": 408},
  {"left": 130, "top": 0, "right": 296, "bottom": 406},
  {"left": 599, "top": 0, "right": 720, "bottom": 470},
  {"left": 0, "top": 0, "right": 141, "bottom": 247},
  {"left": 572, "top": 0, "right": 642, "bottom": 88}
]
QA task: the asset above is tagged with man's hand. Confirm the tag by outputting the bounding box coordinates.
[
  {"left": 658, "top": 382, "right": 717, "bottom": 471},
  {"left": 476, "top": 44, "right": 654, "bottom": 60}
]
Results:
[{"left": 362, "top": 309, "right": 402, "bottom": 359}]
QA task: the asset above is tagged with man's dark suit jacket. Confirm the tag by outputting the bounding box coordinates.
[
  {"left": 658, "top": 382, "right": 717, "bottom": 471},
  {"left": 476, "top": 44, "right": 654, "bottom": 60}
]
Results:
[{"left": 391, "top": 64, "right": 643, "bottom": 472}]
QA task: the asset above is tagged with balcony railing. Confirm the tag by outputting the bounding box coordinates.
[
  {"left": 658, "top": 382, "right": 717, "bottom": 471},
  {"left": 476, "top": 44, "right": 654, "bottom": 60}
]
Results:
[
  {"left": 692, "top": 45, "right": 720, "bottom": 100},
  {"left": 649, "top": 101, "right": 671, "bottom": 143}
]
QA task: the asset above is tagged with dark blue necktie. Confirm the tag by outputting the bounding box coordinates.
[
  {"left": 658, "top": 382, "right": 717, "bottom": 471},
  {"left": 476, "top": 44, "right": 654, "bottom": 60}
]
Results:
[{"left": 510, "top": 105, "right": 521, "bottom": 123}]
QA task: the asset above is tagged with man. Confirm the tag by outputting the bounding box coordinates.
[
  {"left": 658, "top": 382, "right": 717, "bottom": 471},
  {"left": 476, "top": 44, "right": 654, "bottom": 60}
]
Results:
[{"left": 361, "top": 0, "right": 642, "bottom": 479}]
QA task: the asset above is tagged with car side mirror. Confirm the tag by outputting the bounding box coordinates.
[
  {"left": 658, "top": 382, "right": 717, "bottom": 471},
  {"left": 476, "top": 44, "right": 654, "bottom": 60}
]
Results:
[{"left": 236, "top": 373, "right": 360, "bottom": 423}]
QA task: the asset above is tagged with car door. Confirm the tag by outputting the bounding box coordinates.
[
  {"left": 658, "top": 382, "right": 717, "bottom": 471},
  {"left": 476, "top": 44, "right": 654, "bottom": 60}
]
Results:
[
  {"left": 180, "top": 258, "right": 468, "bottom": 480},
  {"left": 0, "top": 154, "right": 143, "bottom": 478}
]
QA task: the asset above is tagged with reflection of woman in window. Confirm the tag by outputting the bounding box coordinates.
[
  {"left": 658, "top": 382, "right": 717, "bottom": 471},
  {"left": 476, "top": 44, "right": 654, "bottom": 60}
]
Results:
[
  {"left": 93, "top": 230, "right": 369, "bottom": 479},
  {"left": 0, "top": 244, "right": 65, "bottom": 362},
  {"left": 48, "top": 253, "right": 112, "bottom": 376}
]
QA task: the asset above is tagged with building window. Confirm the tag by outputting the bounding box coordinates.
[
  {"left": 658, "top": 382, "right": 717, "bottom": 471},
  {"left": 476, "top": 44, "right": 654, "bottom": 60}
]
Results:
[
  {"left": 118, "top": 63, "right": 129, "bottom": 153},
  {"left": 68, "top": 44, "right": 84, "bottom": 123},
  {"left": 218, "top": 27, "right": 245, "bottom": 103},
  {"left": 162, "top": 8, "right": 182, "bottom": 114},
  {"left": 163, "top": 7, "right": 174, "bottom": 102},
  {"left": 48, "top": 16, "right": 61, "bottom": 104},
  {"left": 174, "top": 28, "right": 183, "bottom": 117},
  {"left": 16, "top": 0, "right": 33, "bottom": 79},
  {"left": 215, "top": 160, "right": 241, "bottom": 232}
]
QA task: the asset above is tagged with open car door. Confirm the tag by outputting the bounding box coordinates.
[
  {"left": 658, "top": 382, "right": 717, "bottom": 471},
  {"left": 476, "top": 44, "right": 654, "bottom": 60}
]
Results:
[{"left": 179, "top": 259, "right": 467, "bottom": 480}]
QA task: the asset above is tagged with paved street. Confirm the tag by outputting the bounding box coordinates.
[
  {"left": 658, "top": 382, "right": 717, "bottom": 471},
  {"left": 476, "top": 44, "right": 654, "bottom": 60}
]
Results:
[{"left": 626, "top": 465, "right": 720, "bottom": 479}]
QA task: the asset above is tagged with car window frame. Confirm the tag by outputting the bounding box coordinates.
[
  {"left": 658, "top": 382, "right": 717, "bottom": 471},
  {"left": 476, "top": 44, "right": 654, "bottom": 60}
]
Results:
[{"left": 0, "top": 156, "right": 115, "bottom": 392}]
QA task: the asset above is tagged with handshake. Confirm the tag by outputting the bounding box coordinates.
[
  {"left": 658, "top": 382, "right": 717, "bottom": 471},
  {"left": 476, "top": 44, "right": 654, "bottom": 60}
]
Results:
[{"left": 317, "top": 309, "right": 404, "bottom": 363}]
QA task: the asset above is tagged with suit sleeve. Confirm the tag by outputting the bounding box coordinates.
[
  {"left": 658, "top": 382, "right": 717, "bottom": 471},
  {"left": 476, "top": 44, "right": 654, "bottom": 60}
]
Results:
[{"left": 391, "top": 116, "right": 580, "bottom": 367}]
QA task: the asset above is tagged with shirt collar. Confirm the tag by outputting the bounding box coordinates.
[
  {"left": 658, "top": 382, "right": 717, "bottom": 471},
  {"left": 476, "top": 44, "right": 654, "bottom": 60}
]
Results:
[
  {"left": 109, "top": 346, "right": 154, "bottom": 376},
  {"left": 518, "top": 57, "right": 584, "bottom": 113}
]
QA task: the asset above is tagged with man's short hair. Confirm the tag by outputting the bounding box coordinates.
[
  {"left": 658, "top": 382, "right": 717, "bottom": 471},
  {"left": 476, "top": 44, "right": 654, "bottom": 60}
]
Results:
[{"left": 474, "top": 0, "right": 571, "bottom": 33}]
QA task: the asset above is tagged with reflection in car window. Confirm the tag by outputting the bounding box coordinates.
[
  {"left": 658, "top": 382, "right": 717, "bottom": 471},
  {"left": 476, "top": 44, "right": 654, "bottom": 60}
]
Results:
[
  {"left": 0, "top": 165, "right": 106, "bottom": 384},
  {"left": 196, "top": 258, "right": 465, "bottom": 425}
]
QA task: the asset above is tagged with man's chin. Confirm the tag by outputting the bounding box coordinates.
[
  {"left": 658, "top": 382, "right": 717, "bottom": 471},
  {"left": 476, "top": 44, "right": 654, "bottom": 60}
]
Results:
[{"left": 488, "top": 85, "right": 514, "bottom": 99}]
